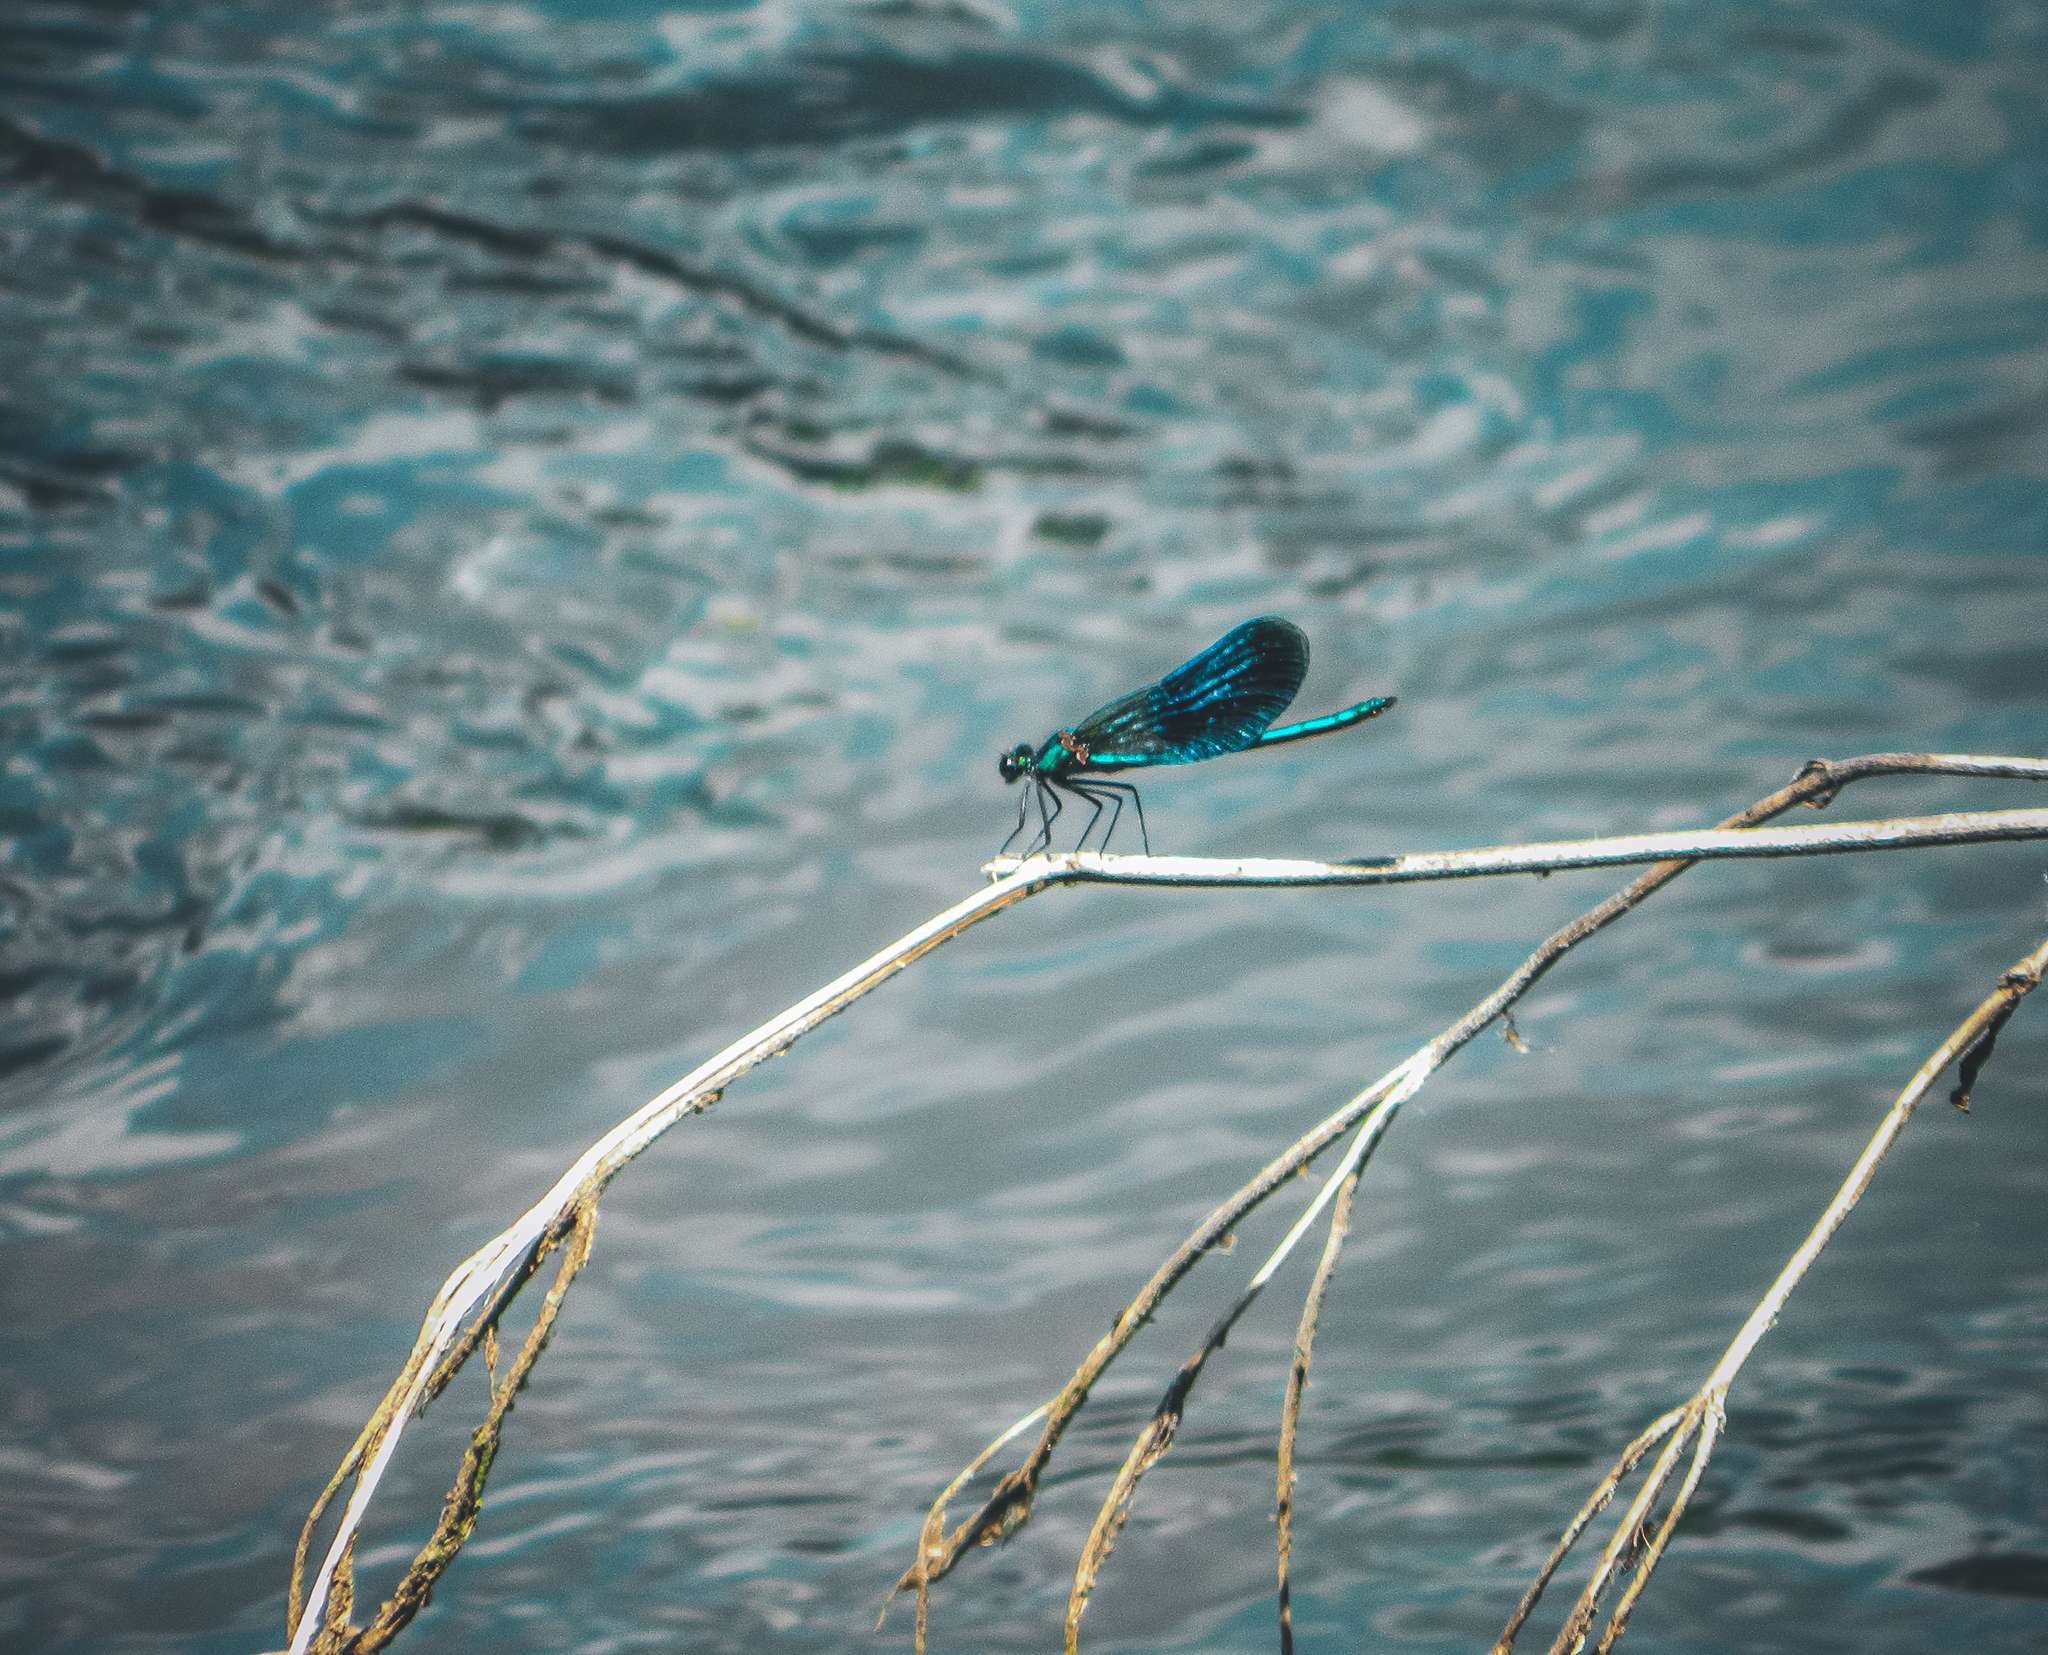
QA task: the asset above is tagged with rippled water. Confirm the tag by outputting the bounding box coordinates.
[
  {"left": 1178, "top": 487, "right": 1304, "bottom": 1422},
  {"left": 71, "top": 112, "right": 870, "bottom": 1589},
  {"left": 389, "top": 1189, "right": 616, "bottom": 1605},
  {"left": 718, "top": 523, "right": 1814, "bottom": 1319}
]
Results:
[{"left": 4, "top": 2, "right": 2047, "bottom": 1651}]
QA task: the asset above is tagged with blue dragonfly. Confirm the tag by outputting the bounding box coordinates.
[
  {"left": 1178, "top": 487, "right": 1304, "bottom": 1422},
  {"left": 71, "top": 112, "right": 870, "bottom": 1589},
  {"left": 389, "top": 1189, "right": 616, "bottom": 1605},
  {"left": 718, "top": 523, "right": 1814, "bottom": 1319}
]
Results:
[{"left": 997, "top": 616, "right": 1395, "bottom": 856}]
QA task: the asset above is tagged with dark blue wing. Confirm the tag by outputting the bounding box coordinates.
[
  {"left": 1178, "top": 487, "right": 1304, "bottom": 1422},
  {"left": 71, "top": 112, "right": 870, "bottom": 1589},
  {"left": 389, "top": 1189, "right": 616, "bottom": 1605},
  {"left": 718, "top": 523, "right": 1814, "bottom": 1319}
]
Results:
[{"left": 1069, "top": 616, "right": 1309, "bottom": 769}]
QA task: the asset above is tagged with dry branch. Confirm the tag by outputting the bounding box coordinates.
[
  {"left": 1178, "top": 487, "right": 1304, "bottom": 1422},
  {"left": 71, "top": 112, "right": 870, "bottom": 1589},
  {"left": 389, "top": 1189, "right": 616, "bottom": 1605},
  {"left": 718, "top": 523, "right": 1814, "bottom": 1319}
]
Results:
[
  {"left": 276, "top": 752, "right": 2048, "bottom": 1655},
  {"left": 893, "top": 757, "right": 2048, "bottom": 1640},
  {"left": 1276, "top": 1166, "right": 1360, "bottom": 1655},
  {"left": 1491, "top": 935, "right": 2048, "bottom": 1655},
  {"left": 987, "top": 804, "right": 2048, "bottom": 888}
]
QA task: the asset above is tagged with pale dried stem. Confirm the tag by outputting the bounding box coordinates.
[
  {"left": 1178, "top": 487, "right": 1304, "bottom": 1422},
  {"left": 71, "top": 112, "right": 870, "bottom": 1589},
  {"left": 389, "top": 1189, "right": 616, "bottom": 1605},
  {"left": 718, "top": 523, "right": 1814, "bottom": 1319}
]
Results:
[
  {"left": 1063, "top": 1365, "right": 1194, "bottom": 1655},
  {"left": 895, "top": 1053, "right": 1432, "bottom": 1627},
  {"left": 989, "top": 802, "right": 2048, "bottom": 892},
  {"left": 286, "top": 877, "right": 1052, "bottom": 1655},
  {"left": 879, "top": 1405, "right": 1047, "bottom": 1641},
  {"left": 1487, "top": 1409, "right": 1688, "bottom": 1655},
  {"left": 1546, "top": 1415, "right": 1702, "bottom": 1655},
  {"left": 1496, "top": 934, "right": 2048, "bottom": 1655},
  {"left": 1594, "top": 1409, "right": 1722, "bottom": 1655},
  {"left": 1063, "top": 1089, "right": 1405, "bottom": 1650},
  {"left": 279, "top": 753, "right": 2047, "bottom": 1654},
  {"left": 1276, "top": 1164, "right": 1360, "bottom": 1655},
  {"left": 323, "top": 1209, "right": 599, "bottom": 1655},
  {"left": 909, "top": 757, "right": 2047, "bottom": 1625}
]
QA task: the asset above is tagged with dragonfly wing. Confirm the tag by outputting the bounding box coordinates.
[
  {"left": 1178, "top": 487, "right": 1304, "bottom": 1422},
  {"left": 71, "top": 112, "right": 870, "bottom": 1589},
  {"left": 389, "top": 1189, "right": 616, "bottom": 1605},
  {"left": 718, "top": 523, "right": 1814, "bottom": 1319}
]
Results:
[{"left": 1071, "top": 616, "right": 1308, "bottom": 768}]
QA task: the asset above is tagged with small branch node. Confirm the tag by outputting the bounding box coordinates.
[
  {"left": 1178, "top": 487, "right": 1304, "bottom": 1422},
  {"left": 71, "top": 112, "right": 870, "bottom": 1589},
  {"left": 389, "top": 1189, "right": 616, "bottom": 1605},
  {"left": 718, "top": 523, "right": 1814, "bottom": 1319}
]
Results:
[{"left": 1795, "top": 758, "right": 1840, "bottom": 808}]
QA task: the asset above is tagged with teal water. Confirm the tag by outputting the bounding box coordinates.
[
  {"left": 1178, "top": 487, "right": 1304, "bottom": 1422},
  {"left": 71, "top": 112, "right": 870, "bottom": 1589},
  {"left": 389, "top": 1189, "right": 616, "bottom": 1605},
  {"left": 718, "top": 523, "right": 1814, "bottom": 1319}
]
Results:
[{"left": 2, "top": 2, "right": 2046, "bottom": 1651}]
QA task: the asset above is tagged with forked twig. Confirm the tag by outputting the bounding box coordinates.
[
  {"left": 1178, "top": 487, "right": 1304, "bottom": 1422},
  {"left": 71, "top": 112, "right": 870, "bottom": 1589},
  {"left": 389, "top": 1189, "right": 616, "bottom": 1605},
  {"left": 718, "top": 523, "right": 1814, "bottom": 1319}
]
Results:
[
  {"left": 877, "top": 1404, "right": 1049, "bottom": 1652},
  {"left": 1062, "top": 1086, "right": 1412, "bottom": 1654},
  {"left": 1490, "top": 936, "right": 2048, "bottom": 1655},
  {"left": 892, "top": 755, "right": 2048, "bottom": 1648},
  {"left": 1488, "top": 1404, "right": 1692, "bottom": 1655},
  {"left": 318, "top": 1209, "right": 599, "bottom": 1653},
  {"left": 281, "top": 878, "right": 1052, "bottom": 1655},
  {"left": 276, "top": 753, "right": 2047, "bottom": 1654}
]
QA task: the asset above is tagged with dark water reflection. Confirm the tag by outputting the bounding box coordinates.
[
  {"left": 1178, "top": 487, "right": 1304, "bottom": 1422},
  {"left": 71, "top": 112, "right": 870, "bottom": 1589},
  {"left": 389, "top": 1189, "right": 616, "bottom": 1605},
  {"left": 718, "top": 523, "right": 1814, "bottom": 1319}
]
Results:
[{"left": 2, "top": 2, "right": 2046, "bottom": 1651}]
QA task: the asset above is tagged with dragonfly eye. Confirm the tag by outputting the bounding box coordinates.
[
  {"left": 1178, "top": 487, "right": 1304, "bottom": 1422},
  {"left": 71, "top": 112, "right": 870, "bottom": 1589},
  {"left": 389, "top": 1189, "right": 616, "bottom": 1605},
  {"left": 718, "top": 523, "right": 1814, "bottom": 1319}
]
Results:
[{"left": 998, "top": 745, "right": 1031, "bottom": 784}]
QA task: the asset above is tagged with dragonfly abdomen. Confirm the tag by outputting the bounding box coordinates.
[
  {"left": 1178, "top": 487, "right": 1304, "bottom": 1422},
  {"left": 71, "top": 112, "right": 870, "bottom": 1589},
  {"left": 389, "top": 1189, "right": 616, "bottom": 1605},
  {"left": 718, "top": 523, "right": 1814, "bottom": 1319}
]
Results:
[{"left": 1253, "top": 696, "right": 1397, "bottom": 750}]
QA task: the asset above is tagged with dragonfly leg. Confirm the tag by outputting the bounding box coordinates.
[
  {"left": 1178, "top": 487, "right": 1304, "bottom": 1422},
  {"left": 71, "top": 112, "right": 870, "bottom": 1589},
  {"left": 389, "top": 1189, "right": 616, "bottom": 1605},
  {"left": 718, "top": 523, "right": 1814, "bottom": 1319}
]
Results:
[
  {"left": 1091, "top": 779, "right": 1147, "bottom": 855},
  {"left": 1065, "top": 778, "right": 1146, "bottom": 854},
  {"left": 1086, "top": 787, "right": 1116, "bottom": 852},
  {"left": 999, "top": 787, "right": 1033, "bottom": 857},
  {"left": 1058, "top": 778, "right": 1110, "bottom": 852},
  {"left": 1025, "top": 778, "right": 1062, "bottom": 855}
]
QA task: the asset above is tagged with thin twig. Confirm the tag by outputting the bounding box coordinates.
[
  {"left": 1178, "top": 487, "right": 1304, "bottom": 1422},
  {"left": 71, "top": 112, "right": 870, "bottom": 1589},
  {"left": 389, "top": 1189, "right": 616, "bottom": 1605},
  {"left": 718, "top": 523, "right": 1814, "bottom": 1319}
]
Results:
[
  {"left": 1544, "top": 1414, "right": 1702, "bottom": 1655},
  {"left": 1593, "top": 1409, "right": 1721, "bottom": 1655},
  {"left": 891, "top": 1052, "right": 1434, "bottom": 1637},
  {"left": 896, "top": 757, "right": 2048, "bottom": 1616},
  {"left": 1493, "top": 934, "right": 2048, "bottom": 1655},
  {"left": 1062, "top": 1345, "right": 1204, "bottom": 1654},
  {"left": 335, "top": 1209, "right": 599, "bottom": 1654},
  {"left": 1277, "top": 1164, "right": 1360, "bottom": 1655},
  {"left": 284, "top": 875, "right": 1051, "bottom": 1655},
  {"left": 986, "top": 805, "right": 2048, "bottom": 888},
  {"left": 1487, "top": 1409, "right": 1689, "bottom": 1655},
  {"left": 878, "top": 1405, "right": 1049, "bottom": 1646},
  {"left": 1065, "top": 1082, "right": 1410, "bottom": 1650},
  {"left": 279, "top": 753, "right": 2046, "bottom": 1653}
]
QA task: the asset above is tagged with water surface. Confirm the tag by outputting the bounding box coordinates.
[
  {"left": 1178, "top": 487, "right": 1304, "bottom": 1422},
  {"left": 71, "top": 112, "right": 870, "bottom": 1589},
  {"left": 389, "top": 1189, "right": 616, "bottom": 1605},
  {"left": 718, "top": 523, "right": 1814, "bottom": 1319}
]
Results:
[{"left": 3, "top": 2, "right": 2047, "bottom": 1652}]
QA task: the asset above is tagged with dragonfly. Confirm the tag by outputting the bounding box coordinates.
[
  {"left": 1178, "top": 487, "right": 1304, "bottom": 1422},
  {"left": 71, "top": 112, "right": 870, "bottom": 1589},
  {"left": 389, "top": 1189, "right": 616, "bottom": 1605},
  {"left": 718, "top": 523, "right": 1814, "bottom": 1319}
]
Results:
[{"left": 997, "top": 616, "right": 1395, "bottom": 856}]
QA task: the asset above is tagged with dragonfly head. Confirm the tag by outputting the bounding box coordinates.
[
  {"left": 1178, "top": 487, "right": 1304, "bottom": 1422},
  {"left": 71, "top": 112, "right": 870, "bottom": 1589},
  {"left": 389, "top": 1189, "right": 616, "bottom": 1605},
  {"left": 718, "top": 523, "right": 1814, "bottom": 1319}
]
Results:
[{"left": 997, "top": 744, "right": 1035, "bottom": 785}]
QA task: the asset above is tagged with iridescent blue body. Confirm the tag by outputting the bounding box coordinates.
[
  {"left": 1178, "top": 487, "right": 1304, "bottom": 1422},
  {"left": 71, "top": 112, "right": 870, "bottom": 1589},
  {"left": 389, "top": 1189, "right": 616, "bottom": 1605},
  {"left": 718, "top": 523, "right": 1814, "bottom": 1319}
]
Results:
[{"left": 997, "top": 616, "right": 1395, "bottom": 855}]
